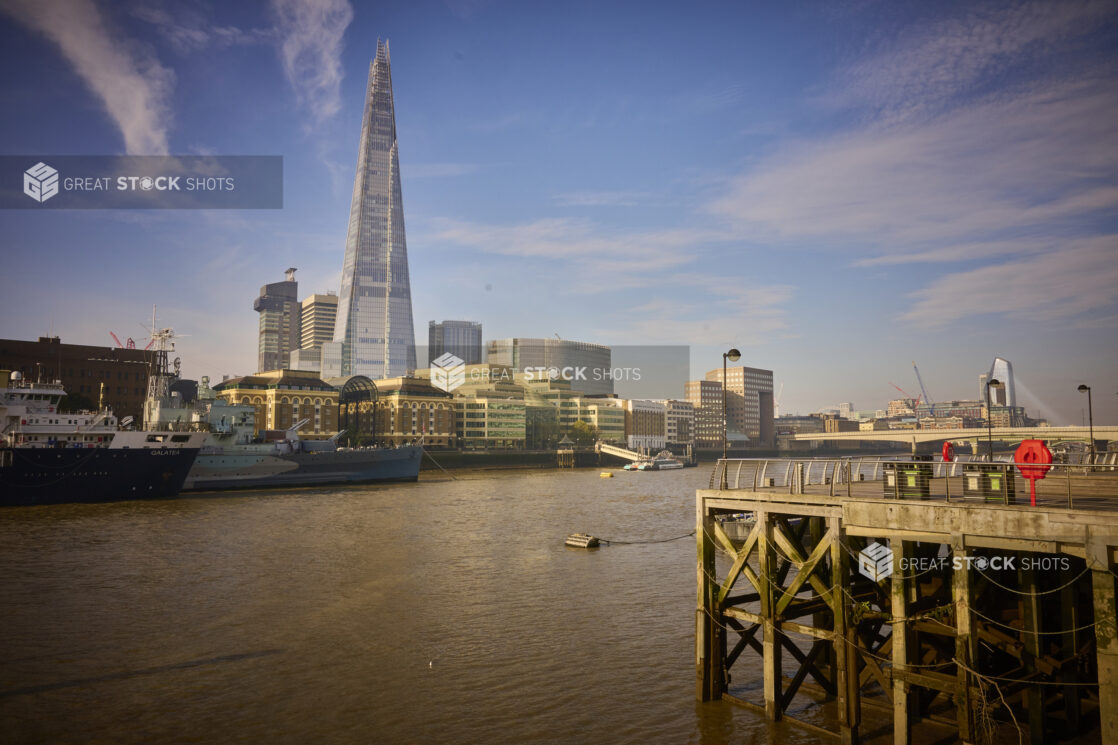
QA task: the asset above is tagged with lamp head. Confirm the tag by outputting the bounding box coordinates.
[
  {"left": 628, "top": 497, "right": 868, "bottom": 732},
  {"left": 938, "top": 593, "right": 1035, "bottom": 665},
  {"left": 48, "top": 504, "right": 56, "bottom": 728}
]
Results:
[
  {"left": 725, "top": 348, "right": 741, "bottom": 362},
  {"left": 1078, "top": 384, "right": 1090, "bottom": 393}
]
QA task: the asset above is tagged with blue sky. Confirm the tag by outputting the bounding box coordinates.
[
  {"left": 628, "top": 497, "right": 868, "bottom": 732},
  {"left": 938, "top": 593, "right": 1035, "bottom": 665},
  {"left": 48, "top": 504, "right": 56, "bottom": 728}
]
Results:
[{"left": 0, "top": 0, "right": 1115, "bottom": 423}]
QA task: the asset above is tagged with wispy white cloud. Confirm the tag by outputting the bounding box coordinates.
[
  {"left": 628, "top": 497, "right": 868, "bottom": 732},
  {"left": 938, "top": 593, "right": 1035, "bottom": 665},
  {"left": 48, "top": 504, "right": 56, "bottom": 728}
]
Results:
[
  {"left": 709, "top": 1, "right": 1118, "bottom": 326},
  {"left": 553, "top": 190, "right": 651, "bottom": 208},
  {"left": 1, "top": 0, "right": 174, "bottom": 154},
  {"left": 711, "top": 79, "right": 1118, "bottom": 249},
  {"left": 130, "top": 4, "right": 273, "bottom": 53},
  {"left": 596, "top": 282, "right": 794, "bottom": 346},
  {"left": 901, "top": 236, "right": 1118, "bottom": 328},
  {"left": 271, "top": 0, "right": 354, "bottom": 123},
  {"left": 833, "top": 1, "right": 1118, "bottom": 122},
  {"left": 429, "top": 216, "right": 793, "bottom": 344}
]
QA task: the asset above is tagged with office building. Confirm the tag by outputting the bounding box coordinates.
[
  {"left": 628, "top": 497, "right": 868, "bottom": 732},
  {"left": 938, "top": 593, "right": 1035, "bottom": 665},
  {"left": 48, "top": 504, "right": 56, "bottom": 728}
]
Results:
[
  {"left": 487, "top": 338, "right": 612, "bottom": 396},
  {"left": 330, "top": 40, "right": 417, "bottom": 379},
  {"left": 657, "top": 399, "right": 695, "bottom": 446},
  {"left": 705, "top": 364, "right": 775, "bottom": 447},
  {"left": 0, "top": 335, "right": 150, "bottom": 422},
  {"left": 300, "top": 293, "right": 339, "bottom": 352},
  {"left": 685, "top": 379, "right": 723, "bottom": 449},
  {"left": 623, "top": 399, "right": 667, "bottom": 451},
  {"left": 429, "top": 320, "right": 483, "bottom": 365},
  {"left": 983, "top": 357, "right": 1016, "bottom": 407},
  {"left": 254, "top": 268, "right": 300, "bottom": 372},
  {"left": 290, "top": 293, "right": 339, "bottom": 373}
]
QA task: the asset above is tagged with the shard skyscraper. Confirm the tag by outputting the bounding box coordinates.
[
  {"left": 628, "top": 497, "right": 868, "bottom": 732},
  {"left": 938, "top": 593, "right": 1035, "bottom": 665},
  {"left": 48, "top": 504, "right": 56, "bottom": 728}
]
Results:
[{"left": 326, "top": 40, "right": 416, "bottom": 379}]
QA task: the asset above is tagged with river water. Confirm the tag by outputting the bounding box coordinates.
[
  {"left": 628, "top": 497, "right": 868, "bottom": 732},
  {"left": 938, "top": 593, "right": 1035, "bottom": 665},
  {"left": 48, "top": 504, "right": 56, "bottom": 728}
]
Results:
[{"left": 1, "top": 467, "right": 825, "bottom": 745}]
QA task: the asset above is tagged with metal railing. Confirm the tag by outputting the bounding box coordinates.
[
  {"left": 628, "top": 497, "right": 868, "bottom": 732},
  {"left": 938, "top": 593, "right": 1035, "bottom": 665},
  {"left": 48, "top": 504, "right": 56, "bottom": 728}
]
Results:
[{"left": 709, "top": 456, "right": 1118, "bottom": 511}]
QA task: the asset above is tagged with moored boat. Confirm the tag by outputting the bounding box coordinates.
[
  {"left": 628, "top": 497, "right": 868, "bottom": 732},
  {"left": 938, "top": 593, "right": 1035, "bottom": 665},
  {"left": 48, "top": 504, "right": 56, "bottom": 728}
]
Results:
[
  {"left": 0, "top": 370, "right": 204, "bottom": 506},
  {"left": 141, "top": 330, "right": 420, "bottom": 491}
]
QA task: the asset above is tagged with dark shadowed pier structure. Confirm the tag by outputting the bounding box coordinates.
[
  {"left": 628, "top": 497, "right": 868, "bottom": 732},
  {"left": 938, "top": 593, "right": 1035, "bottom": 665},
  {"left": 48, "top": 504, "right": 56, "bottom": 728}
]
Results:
[{"left": 696, "top": 457, "right": 1118, "bottom": 745}]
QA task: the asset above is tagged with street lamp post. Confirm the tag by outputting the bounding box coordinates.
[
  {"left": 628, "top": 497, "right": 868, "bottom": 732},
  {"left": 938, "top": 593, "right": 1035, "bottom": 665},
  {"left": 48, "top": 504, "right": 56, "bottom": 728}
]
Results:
[
  {"left": 719, "top": 348, "right": 741, "bottom": 489},
  {"left": 722, "top": 348, "right": 741, "bottom": 461},
  {"left": 985, "top": 378, "right": 1003, "bottom": 461},
  {"left": 1078, "top": 384, "right": 1094, "bottom": 462}
]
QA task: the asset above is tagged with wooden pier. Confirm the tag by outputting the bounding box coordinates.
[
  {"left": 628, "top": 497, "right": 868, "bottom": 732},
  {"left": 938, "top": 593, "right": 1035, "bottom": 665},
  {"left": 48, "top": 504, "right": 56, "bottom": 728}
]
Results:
[{"left": 696, "top": 458, "right": 1118, "bottom": 745}]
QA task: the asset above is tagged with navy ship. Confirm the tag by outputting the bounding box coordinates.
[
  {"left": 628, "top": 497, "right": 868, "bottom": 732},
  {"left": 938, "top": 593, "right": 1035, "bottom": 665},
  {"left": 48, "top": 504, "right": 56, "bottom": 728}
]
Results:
[
  {"left": 142, "top": 330, "right": 420, "bottom": 491},
  {"left": 0, "top": 371, "right": 204, "bottom": 506}
]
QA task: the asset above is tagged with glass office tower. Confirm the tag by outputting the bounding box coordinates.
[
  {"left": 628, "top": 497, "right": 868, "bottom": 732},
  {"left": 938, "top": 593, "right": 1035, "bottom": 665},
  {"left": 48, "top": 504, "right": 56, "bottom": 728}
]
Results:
[{"left": 332, "top": 39, "right": 416, "bottom": 379}]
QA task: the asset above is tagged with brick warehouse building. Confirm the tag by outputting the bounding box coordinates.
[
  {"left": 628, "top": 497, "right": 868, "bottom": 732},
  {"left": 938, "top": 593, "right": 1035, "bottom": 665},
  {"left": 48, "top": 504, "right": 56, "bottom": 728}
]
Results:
[{"left": 0, "top": 336, "right": 151, "bottom": 422}]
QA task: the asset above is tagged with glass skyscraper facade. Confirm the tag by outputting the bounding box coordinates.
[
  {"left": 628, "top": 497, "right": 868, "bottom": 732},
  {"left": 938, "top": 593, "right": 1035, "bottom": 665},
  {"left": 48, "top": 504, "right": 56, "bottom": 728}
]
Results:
[
  {"left": 429, "top": 320, "right": 483, "bottom": 365},
  {"left": 332, "top": 40, "right": 416, "bottom": 379}
]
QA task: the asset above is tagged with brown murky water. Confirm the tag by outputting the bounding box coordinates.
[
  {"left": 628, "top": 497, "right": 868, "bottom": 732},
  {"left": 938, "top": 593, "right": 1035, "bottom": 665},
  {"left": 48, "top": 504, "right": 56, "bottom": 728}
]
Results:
[{"left": 1, "top": 468, "right": 827, "bottom": 745}]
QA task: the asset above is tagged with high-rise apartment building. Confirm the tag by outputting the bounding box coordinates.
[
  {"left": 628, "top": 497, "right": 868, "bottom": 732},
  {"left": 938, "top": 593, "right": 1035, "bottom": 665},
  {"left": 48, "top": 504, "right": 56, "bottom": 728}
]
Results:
[
  {"left": 254, "top": 268, "right": 300, "bottom": 372},
  {"left": 705, "top": 364, "right": 774, "bottom": 447},
  {"left": 487, "top": 338, "right": 612, "bottom": 396},
  {"left": 429, "top": 320, "right": 482, "bottom": 365},
  {"left": 329, "top": 40, "right": 416, "bottom": 379}
]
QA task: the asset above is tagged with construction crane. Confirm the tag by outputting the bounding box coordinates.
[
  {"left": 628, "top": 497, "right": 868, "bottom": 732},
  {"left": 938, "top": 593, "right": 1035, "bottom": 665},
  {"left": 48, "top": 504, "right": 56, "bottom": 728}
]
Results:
[
  {"left": 912, "top": 361, "right": 934, "bottom": 416},
  {"left": 109, "top": 331, "right": 124, "bottom": 348},
  {"left": 774, "top": 383, "right": 785, "bottom": 417},
  {"left": 888, "top": 382, "right": 921, "bottom": 407}
]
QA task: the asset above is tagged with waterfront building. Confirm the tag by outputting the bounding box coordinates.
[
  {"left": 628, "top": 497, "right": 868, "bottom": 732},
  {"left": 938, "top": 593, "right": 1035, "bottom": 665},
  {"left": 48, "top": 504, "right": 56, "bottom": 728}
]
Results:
[
  {"left": 576, "top": 398, "right": 625, "bottom": 445},
  {"left": 254, "top": 268, "right": 301, "bottom": 373},
  {"left": 456, "top": 391, "right": 526, "bottom": 450},
  {"left": 623, "top": 399, "right": 668, "bottom": 451},
  {"left": 369, "top": 377, "right": 455, "bottom": 448},
  {"left": 656, "top": 399, "right": 695, "bottom": 447},
  {"left": 685, "top": 379, "right": 724, "bottom": 448},
  {"left": 704, "top": 365, "right": 775, "bottom": 447},
  {"left": 414, "top": 363, "right": 527, "bottom": 449},
  {"left": 213, "top": 369, "right": 338, "bottom": 435},
  {"left": 429, "top": 320, "right": 482, "bottom": 365},
  {"left": 0, "top": 335, "right": 150, "bottom": 422},
  {"left": 330, "top": 40, "right": 417, "bottom": 380},
  {"left": 859, "top": 419, "right": 891, "bottom": 432},
  {"left": 487, "top": 338, "right": 612, "bottom": 396}
]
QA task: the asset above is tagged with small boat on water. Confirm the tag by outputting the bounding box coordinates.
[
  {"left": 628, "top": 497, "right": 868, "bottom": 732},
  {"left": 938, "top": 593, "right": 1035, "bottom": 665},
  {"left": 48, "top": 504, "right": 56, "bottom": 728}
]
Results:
[{"left": 624, "top": 451, "right": 685, "bottom": 471}]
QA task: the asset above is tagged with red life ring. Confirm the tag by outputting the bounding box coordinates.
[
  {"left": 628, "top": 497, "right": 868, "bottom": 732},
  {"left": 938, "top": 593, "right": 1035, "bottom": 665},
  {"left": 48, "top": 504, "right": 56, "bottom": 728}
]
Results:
[
  {"left": 942, "top": 442, "right": 955, "bottom": 461},
  {"left": 1015, "top": 440, "right": 1052, "bottom": 480}
]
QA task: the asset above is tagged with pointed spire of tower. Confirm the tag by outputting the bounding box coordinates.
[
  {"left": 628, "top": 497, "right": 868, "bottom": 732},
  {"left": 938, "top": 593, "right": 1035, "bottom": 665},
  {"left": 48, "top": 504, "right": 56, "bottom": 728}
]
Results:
[{"left": 329, "top": 40, "right": 416, "bottom": 379}]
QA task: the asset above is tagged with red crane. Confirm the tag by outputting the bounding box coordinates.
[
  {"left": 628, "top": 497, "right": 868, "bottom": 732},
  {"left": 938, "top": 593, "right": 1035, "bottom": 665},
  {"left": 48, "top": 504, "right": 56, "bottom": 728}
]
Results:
[{"left": 888, "top": 382, "right": 921, "bottom": 407}]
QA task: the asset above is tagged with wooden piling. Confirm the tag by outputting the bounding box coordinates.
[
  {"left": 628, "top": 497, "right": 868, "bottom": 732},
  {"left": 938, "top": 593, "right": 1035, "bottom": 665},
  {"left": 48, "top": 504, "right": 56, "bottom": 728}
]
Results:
[{"left": 696, "top": 483, "right": 1118, "bottom": 744}]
